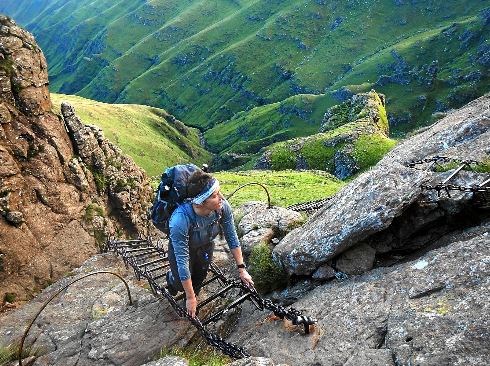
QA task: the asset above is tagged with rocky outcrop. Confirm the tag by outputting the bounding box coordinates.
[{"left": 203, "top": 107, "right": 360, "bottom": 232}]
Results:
[
  {"left": 274, "top": 94, "right": 490, "bottom": 276},
  {"left": 230, "top": 220, "right": 490, "bottom": 365},
  {"left": 236, "top": 202, "right": 304, "bottom": 257},
  {"left": 0, "top": 254, "right": 199, "bottom": 366},
  {"left": 0, "top": 16, "right": 154, "bottom": 306},
  {"left": 254, "top": 91, "right": 395, "bottom": 179}
]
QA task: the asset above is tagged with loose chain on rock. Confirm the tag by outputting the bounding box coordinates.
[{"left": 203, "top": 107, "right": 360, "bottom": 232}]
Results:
[
  {"left": 405, "top": 155, "right": 490, "bottom": 198},
  {"left": 404, "top": 155, "right": 481, "bottom": 169}
]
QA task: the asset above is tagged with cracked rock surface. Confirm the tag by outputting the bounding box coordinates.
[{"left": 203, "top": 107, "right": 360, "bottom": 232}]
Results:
[
  {"left": 230, "top": 219, "right": 490, "bottom": 365},
  {"left": 0, "top": 254, "right": 197, "bottom": 366}
]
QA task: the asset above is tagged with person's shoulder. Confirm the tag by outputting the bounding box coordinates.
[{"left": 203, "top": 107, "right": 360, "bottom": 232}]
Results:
[
  {"left": 170, "top": 203, "right": 193, "bottom": 224},
  {"left": 221, "top": 198, "right": 233, "bottom": 214}
]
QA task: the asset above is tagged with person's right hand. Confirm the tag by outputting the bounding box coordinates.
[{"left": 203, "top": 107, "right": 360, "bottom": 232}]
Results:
[{"left": 186, "top": 296, "right": 198, "bottom": 318}]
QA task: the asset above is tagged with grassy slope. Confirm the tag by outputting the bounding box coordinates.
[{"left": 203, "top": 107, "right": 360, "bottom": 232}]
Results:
[
  {"left": 51, "top": 94, "right": 212, "bottom": 177},
  {"left": 2, "top": 0, "right": 488, "bottom": 135},
  {"left": 214, "top": 170, "right": 345, "bottom": 208}
]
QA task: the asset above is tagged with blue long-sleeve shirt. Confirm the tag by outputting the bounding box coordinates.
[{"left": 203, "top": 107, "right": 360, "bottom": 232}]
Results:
[{"left": 169, "top": 198, "right": 240, "bottom": 281}]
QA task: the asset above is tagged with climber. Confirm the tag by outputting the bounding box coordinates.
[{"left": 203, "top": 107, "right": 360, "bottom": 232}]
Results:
[{"left": 165, "top": 170, "right": 254, "bottom": 318}]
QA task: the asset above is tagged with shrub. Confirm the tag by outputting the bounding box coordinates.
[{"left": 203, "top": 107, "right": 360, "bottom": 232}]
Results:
[
  {"left": 0, "top": 343, "right": 43, "bottom": 365},
  {"left": 83, "top": 203, "right": 105, "bottom": 223},
  {"left": 3, "top": 292, "right": 16, "bottom": 303},
  {"left": 249, "top": 243, "right": 288, "bottom": 294}
]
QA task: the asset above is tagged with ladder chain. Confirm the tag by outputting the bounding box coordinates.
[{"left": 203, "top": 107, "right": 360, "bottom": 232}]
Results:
[
  {"left": 107, "top": 239, "right": 250, "bottom": 359},
  {"left": 404, "top": 155, "right": 489, "bottom": 200},
  {"left": 287, "top": 197, "right": 332, "bottom": 212},
  {"left": 405, "top": 155, "right": 481, "bottom": 168},
  {"left": 421, "top": 183, "right": 490, "bottom": 195}
]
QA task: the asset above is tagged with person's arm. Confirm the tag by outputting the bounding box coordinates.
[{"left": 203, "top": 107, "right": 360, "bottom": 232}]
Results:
[
  {"left": 231, "top": 247, "right": 254, "bottom": 288},
  {"left": 221, "top": 199, "right": 254, "bottom": 287},
  {"left": 182, "top": 279, "right": 197, "bottom": 318},
  {"left": 169, "top": 209, "right": 197, "bottom": 317}
]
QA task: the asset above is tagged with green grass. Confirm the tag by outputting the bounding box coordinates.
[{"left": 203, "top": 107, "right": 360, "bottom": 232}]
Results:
[
  {"left": 157, "top": 346, "right": 230, "bottom": 366},
  {"left": 214, "top": 170, "right": 345, "bottom": 208},
  {"left": 352, "top": 134, "right": 397, "bottom": 170},
  {"left": 51, "top": 93, "right": 212, "bottom": 177},
  {"left": 0, "top": 344, "right": 43, "bottom": 366},
  {"left": 434, "top": 159, "right": 490, "bottom": 173}
]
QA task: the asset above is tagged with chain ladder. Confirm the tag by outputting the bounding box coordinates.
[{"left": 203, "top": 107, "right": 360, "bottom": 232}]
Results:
[
  {"left": 106, "top": 238, "right": 315, "bottom": 359},
  {"left": 287, "top": 197, "right": 332, "bottom": 213},
  {"left": 404, "top": 155, "right": 481, "bottom": 169}
]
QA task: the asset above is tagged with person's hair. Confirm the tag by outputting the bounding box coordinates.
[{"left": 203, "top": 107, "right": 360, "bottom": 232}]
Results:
[{"left": 187, "top": 170, "right": 214, "bottom": 198}]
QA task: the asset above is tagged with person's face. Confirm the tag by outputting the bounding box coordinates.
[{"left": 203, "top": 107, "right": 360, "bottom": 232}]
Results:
[{"left": 202, "top": 184, "right": 223, "bottom": 211}]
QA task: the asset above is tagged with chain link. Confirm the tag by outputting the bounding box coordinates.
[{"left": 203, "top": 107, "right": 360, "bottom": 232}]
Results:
[
  {"left": 107, "top": 238, "right": 316, "bottom": 359},
  {"left": 405, "top": 155, "right": 489, "bottom": 200},
  {"left": 405, "top": 155, "right": 481, "bottom": 168}
]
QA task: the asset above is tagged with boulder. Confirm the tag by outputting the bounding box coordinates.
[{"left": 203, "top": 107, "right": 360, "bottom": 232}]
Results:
[
  {"left": 274, "top": 94, "right": 490, "bottom": 276},
  {"left": 335, "top": 243, "right": 376, "bottom": 275},
  {"left": 229, "top": 219, "right": 490, "bottom": 365},
  {"left": 236, "top": 202, "right": 303, "bottom": 257}
]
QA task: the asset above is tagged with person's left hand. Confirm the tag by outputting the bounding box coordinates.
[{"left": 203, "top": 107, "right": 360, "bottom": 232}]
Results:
[{"left": 238, "top": 268, "right": 254, "bottom": 288}]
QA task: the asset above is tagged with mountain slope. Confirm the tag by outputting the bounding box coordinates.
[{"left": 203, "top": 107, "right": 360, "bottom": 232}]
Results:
[
  {"left": 51, "top": 94, "right": 212, "bottom": 177},
  {"left": 1, "top": 0, "right": 488, "bottom": 137}
]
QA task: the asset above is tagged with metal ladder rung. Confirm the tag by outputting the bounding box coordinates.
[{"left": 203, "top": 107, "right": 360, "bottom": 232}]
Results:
[
  {"left": 141, "top": 257, "right": 167, "bottom": 267},
  {"left": 145, "top": 263, "right": 170, "bottom": 273},
  {"left": 202, "top": 293, "right": 252, "bottom": 325},
  {"left": 197, "top": 284, "right": 235, "bottom": 310},
  {"left": 123, "top": 246, "right": 155, "bottom": 253},
  {"left": 200, "top": 275, "right": 221, "bottom": 288}
]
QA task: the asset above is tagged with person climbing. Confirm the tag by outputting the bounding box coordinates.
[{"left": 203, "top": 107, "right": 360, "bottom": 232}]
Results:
[{"left": 165, "top": 169, "right": 254, "bottom": 318}]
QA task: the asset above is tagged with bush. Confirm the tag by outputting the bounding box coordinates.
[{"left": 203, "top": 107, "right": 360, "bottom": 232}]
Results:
[
  {"left": 249, "top": 243, "right": 288, "bottom": 293},
  {"left": 3, "top": 292, "right": 16, "bottom": 303},
  {"left": 0, "top": 344, "right": 43, "bottom": 365}
]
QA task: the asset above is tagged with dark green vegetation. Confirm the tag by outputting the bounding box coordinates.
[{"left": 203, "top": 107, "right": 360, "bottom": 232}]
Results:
[
  {"left": 0, "top": 343, "right": 43, "bottom": 366},
  {"left": 248, "top": 243, "right": 288, "bottom": 293},
  {"left": 157, "top": 346, "right": 230, "bottom": 366},
  {"left": 255, "top": 91, "right": 397, "bottom": 174},
  {"left": 51, "top": 94, "right": 211, "bottom": 177},
  {"left": 1, "top": 1, "right": 488, "bottom": 150}
]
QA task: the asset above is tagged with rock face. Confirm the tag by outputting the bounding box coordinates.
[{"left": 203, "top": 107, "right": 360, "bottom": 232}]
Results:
[
  {"left": 236, "top": 202, "right": 304, "bottom": 257},
  {"left": 0, "top": 16, "right": 154, "bottom": 306},
  {"left": 274, "top": 94, "right": 490, "bottom": 276},
  {"left": 0, "top": 254, "right": 199, "bottom": 366},
  {"left": 230, "top": 219, "right": 490, "bottom": 365}
]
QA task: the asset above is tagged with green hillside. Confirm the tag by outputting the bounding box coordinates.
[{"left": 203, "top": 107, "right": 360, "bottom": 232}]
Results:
[
  {"left": 214, "top": 169, "right": 345, "bottom": 208},
  {"left": 1, "top": 0, "right": 488, "bottom": 142},
  {"left": 51, "top": 94, "right": 212, "bottom": 177}
]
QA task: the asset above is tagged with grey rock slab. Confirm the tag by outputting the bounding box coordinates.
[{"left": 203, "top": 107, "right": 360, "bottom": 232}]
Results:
[
  {"left": 335, "top": 243, "right": 376, "bottom": 275},
  {"left": 238, "top": 203, "right": 303, "bottom": 237},
  {"left": 141, "top": 356, "right": 188, "bottom": 366},
  {"left": 0, "top": 254, "right": 198, "bottom": 366},
  {"left": 230, "top": 221, "right": 490, "bottom": 366},
  {"left": 274, "top": 94, "right": 490, "bottom": 275},
  {"left": 230, "top": 357, "right": 289, "bottom": 366}
]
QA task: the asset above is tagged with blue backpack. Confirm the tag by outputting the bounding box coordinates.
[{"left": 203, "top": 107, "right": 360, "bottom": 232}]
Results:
[{"left": 151, "top": 163, "right": 202, "bottom": 234}]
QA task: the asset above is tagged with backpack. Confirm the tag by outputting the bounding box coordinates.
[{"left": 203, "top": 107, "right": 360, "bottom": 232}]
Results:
[{"left": 151, "top": 163, "right": 202, "bottom": 234}]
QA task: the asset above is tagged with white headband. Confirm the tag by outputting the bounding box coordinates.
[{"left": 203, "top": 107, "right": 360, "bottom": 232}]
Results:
[{"left": 191, "top": 178, "right": 219, "bottom": 205}]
